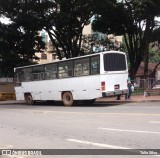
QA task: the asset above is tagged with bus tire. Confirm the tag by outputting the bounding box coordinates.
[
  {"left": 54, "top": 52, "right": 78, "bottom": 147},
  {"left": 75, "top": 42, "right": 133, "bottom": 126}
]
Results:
[
  {"left": 25, "top": 94, "right": 35, "bottom": 105},
  {"left": 62, "top": 92, "right": 74, "bottom": 106}
]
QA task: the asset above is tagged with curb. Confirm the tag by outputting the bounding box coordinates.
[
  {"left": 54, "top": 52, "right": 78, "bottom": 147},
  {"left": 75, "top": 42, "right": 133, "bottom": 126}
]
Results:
[
  {"left": 0, "top": 99, "right": 159, "bottom": 105},
  {"left": 96, "top": 100, "right": 160, "bottom": 103},
  {"left": 0, "top": 100, "right": 26, "bottom": 105}
]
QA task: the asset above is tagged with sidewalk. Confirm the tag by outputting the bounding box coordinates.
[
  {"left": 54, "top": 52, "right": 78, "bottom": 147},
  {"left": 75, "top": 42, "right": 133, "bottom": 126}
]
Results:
[
  {"left": 96, "top": 95, "right": 160, "bottom": 103},
  {"left": 0, "top": 95, "right": 160, "bottom": 105},
  {"left": 0, "top": 100, "right": 26, "bottom": 105}
]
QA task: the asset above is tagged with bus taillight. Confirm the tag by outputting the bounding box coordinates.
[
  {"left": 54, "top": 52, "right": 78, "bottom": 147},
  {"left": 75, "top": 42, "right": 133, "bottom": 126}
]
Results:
[{"left": 101, "top": 81, "right": 105, "bottom": 91}]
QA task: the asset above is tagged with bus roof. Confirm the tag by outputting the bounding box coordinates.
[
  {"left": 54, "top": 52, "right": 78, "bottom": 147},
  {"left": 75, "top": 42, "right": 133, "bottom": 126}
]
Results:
[{"left": 14, "top": 51, "right": 126, "bottom": 70}]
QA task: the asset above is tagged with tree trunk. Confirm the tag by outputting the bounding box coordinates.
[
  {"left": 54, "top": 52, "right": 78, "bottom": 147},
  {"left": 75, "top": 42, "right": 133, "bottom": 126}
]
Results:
[
  {"left": 129, "top": 58, "right": 142, "bottom": 80},
  {"left": 143, "top": 15, "right": 153, "bottom": 92}
]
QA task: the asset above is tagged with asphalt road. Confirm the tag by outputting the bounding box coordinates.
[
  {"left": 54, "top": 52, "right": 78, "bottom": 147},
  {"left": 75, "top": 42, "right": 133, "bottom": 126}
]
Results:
[{"left": 0, "top": 101, "right": 160, "bottom": 158}]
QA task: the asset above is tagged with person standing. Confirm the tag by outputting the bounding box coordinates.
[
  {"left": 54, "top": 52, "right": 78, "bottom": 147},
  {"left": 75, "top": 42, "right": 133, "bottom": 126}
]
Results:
[
  {"left": 125, "top": 70, "right": 133, "bottom": 100},
  {"left": 127, "top": 78, "right": 132, "bottom": 99}
]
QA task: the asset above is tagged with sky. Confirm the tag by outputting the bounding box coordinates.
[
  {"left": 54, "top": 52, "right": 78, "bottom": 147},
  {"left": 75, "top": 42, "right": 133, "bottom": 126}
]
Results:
[{"left": 0, "top": 17, "right": 11, "bottom": 24}]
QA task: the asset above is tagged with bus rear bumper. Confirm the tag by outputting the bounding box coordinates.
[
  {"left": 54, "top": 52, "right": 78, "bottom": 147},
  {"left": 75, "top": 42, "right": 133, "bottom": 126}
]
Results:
[{"left": 102, "top": 89, "right": 128, "bottom": 97}]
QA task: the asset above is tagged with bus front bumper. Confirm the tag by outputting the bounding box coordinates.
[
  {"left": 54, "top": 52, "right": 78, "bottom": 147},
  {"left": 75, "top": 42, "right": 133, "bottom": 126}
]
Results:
[{"left": 102, "top": 89, "right": 128, "bottom": 97}]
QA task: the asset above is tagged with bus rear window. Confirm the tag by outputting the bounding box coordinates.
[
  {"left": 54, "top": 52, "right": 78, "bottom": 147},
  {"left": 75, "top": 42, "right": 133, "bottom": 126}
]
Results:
[{"left": 103, "top": 53, "right": 126, "bottom": 71}]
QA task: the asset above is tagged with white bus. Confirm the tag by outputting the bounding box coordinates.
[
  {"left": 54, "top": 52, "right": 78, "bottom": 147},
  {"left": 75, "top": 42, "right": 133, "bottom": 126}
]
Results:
[{"left": 14, "top": 51, "right": 128, "bottom": 106}]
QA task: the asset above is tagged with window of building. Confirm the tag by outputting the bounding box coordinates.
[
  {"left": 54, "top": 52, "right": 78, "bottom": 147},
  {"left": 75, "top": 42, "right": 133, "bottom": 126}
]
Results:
[
  {"left": 52, "top": 54, "right": 57, "bottom": 60},
  {"left": 41, "top": 53, "right": 47, "bottom": 60}
]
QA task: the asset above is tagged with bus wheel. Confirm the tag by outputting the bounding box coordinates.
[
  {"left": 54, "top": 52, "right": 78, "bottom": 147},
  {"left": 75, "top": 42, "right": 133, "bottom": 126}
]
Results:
[
  {"left": 62, "top": 92, "right": 74, "bottom": 106},
  {"left": 25, "top": 94, "right": 34, "bottom": 105}
]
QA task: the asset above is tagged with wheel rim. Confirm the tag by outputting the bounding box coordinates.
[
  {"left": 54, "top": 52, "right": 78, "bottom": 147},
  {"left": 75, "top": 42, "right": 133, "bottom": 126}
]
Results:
[
  {"left": 27, "top": 96, "right": 32, "bottom": 104},
  {"left": 66, "top": 95, "right": 71, "bottom": 102},
  {"left": 26, "top": 95, "right": 33, "bottom": 105},
  {"left": 63, "top": 92, "right": 73, "bottom": 106}
]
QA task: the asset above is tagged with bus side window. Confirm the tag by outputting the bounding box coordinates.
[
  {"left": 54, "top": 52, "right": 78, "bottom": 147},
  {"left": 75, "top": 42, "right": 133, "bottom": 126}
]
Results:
[
  {"left": 74, "top": 58, "right": 89, "bottom": 76},
  {"left": 32, "top": 65, "right": 45, "bottom": 81},
  {"left": 32, "top": 73, "right": 40, "bottom": 81},
  {"left": 91, "top": 56, "right": 100, "bottom": 75},
  {"left": 14, "top": 69, "right": 23, "bottom": 86},
  {"left": 58, "top": 66, "right": 65, "bottom": 78},
  {"left": 83, "top": 63, "right": 89, "bottom": 75},
  {"left": 82, "top": 58, "right": 89, "bottom": 75},
  {"left": 24, "top": 67, "right": 32, "bottom": 81},
  {"left": 58, "top": 61, "right": 73, "bottom": 78},
  {"left": 74, "top": 63, "right": 82, "bottom": 76},
  {"left": 45, "top": 63, "right": 57, "bottom": 80}
]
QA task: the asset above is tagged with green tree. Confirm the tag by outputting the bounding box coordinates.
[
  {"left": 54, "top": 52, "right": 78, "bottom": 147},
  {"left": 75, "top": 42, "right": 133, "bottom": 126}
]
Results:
[
  {"left": 0, "top": 0, "right": 46, "bottom": 77},
  {"left": 33, "top": 0, "right": 101, "bottom": 59},
  {"left": 150, "top": 27, "right": 160, "bottom": 63},
  {"left": 0, "top": 0, "right": 114, "bottom": 60},
  {"left": 0, "top": 22, "right": 45, "bottom": 77},
  {"left": 0, "top": 0, "right": 96, "bottom": 59},
  {"left": 92, "top": 0, "right": 160, "bottom": 79},
  {"left": 81, "top": 33, "right": 122, "bottom": 55}
]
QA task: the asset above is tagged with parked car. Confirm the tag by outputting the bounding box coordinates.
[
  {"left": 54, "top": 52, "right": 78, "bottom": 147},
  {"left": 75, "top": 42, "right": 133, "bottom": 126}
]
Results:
[{"left": 152, "top": 80, "right": 160, "bottom": 89}]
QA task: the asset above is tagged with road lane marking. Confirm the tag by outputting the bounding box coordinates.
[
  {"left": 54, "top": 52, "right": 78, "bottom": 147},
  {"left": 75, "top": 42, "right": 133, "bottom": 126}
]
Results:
[
  {"left": 67, "top": 138, "right": 160, "bottom": 157},
  {"left": 150, "top": 121, "right": 160, "bottom": 124},
  {"left": 98, "top": 128, "right": 160, "bottom": 135},
  {"left": 6, "top": 109, "right": 160, "bottom": 116},
  {"left": 66, "top": 139, "right": 130, "bottom": 149}
]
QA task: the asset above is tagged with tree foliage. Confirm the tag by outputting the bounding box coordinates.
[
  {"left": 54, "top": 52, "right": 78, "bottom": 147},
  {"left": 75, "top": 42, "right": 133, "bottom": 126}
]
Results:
[
  {"left": 43, "top": 0, "right": 96, "bottom": 59},
  {"left": 92, "top": 0, "right": 160, "bottom": 79},
  {"left": 150, "top": 27, "right": 160, "bottom": 62},
  {"left": 0, "top": 0, "right": 103, "bottom": 62},
  {"left": 81, "top": 33, "right": 122, "bottom": 55},
  {"left": 0, "top": 0, "right": 46, "bottom": 76},
  {"left": 0, "top": 0, "right": 110, "bottom": 76},
  {"left": 1, "top": 0, "right": 160, "bottom": 78},
  {"left": 1, "top": 0, "right": 99, "bottom": 59},
  {"left": 0, "top": 22, "right": 45, "bottom": 77}
]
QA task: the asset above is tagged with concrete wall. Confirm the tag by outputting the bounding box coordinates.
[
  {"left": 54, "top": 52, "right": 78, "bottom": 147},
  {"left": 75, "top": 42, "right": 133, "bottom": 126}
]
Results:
[{"left": 0, "top": 82, "right": 15, "bottom": 93}]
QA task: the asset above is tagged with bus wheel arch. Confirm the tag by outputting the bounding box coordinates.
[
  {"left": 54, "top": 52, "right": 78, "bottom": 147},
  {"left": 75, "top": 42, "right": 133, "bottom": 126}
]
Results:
[
  {"left": 24, "top": 93, "right": 35, "bottom": 105},
  {"left": 62, "top": 91, "right": 74, "bottom": 106}
]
